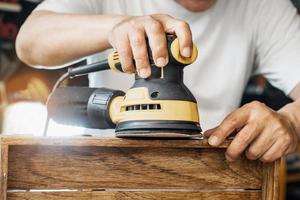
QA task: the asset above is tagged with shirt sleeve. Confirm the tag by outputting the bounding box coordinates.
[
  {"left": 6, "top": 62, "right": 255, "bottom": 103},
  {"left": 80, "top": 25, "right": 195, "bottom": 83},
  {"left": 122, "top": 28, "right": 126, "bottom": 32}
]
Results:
[
  {"left": 34, "top": 0, "right": 101, "bottom": 14},
  {"left": 254, "top": 0, "right": 300, "bottom": 96}
]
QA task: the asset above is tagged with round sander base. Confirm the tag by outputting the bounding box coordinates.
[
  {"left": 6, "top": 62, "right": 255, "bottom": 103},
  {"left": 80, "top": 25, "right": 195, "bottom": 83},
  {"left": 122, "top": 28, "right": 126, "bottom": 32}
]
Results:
[{"left": 115, "top": 120, "right": 202, "bottom": 138}]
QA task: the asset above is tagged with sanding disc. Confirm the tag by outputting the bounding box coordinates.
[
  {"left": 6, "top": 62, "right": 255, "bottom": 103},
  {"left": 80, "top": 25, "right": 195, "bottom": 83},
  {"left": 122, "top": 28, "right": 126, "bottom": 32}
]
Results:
[{"left": 115, "top": 120, "right": 202, "bottom": 138}]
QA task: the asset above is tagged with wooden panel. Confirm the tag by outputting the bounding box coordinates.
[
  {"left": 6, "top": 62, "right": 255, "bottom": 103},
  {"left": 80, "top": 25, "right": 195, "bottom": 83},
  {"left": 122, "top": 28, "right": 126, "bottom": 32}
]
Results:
[
  {"left": 262, "top": 160, "right": 281, "bottom": 200},
  {"left": 8, "top": 145, "right": 262, "bottom": 190},
  {"left": 0, "top": 141, "right": 8, "bottom": 200},
  {"left": 7, "top": 191, "right": 261, "bottom": 200}
]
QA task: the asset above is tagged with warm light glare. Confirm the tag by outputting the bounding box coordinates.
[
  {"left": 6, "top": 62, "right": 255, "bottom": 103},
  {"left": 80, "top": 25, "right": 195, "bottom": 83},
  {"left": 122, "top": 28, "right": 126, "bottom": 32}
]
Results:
[{"left": 2, "top": 102, "right": 85, "bottom": 136}]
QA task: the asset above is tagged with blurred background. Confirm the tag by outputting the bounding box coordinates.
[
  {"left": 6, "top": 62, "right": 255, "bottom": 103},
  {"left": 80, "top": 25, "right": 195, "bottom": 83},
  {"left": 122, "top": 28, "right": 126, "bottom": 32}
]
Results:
[{"left": 0, "top": 0, "right": 300, "bottom": 199}]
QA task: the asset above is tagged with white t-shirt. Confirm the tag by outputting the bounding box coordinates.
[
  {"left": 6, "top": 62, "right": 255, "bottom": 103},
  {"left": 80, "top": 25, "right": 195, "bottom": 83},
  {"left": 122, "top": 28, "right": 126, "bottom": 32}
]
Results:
[{"left": 35, "top": 0, "right": 300, "bottom": 131}]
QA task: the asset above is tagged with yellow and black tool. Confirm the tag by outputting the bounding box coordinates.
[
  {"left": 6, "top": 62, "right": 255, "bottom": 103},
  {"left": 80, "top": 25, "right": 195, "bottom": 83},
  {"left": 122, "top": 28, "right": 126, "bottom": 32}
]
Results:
[{"left": 47, "top": 35, "right": 201, "bottom": 137}]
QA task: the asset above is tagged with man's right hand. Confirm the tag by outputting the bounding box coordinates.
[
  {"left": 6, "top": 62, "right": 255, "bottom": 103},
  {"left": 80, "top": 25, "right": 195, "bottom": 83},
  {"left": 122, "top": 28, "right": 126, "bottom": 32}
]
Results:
[{"left": 108, "top": 14, "right": 193, "bottom": 78}]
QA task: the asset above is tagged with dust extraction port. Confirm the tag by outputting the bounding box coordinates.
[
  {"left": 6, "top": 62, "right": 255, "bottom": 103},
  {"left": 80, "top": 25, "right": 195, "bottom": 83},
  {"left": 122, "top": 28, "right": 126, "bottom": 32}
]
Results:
[{"left": 125, "top": 104, "right": 161, "bottom": 111}]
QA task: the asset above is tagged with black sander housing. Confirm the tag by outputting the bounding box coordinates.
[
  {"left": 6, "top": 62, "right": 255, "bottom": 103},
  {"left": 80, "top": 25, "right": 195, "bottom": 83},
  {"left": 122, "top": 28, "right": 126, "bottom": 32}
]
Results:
[{"left": 47, "top": 35, "right": 202, "bottom": 137}]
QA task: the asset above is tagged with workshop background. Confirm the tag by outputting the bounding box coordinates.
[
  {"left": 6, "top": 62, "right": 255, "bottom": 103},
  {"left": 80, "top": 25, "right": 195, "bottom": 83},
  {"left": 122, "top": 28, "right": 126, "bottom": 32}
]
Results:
[{"left": 0, "top": 0, "right": 299, "bottom": 199}]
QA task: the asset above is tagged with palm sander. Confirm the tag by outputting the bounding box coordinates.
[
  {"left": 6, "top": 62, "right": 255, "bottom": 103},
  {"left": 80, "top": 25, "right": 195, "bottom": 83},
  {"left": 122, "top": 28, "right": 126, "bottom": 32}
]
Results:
[{"left": 47, "top": 35, "right": 202, "bottom": 138}]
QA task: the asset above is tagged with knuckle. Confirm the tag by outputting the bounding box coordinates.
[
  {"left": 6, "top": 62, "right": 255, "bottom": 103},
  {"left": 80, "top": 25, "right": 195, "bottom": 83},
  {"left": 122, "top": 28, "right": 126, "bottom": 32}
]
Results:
[
  {"left": 226, "top": 148, "right": 239, "bottom": 160},
  {"left": 264, "top": 111, "right": 276, "bottom": 121},
  {"left": 118, "top": 48, "right": 131, "bottom": 57},
  {"left": 246, "top": 148, "right": 259, "bottom": 160},
  {"left": 260, "top": 155, "right": 273, "bottom": 162},
  {"left": 142, "top": 15, "right": 154, "bottom": 21},
  {"left": 177, "top": 20, "right": 190, "bottom": 29},
  {"left": 131, "top": 35, "right": 145, "bottom": 47},
  {"left": 283, "top": 134, "right": 292, "bottom": 145},
  {"left": 227, "top": 116, "right": 239, "bottom": 127},
  {"left": 238, "top": 131, "right": 251, "bottom": 143},
  {"left": 272, "top": 121, "right": 285, "bottom": 133},
  {"left": 149, "top": 21, "right": 163, "bottom": 33},
  {"left": 247, "top": 101, "right": 264, "bottom": 110}
]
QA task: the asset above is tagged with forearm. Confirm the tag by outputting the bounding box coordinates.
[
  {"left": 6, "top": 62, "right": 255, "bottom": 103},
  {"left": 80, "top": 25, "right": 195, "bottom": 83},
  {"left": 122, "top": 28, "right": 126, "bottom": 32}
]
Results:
[
  {"left": 278, "top": 83, "right": 300, "bottom": 145},
  {"left": 16, "top": 11, "right": 126, "bottom": 67}
]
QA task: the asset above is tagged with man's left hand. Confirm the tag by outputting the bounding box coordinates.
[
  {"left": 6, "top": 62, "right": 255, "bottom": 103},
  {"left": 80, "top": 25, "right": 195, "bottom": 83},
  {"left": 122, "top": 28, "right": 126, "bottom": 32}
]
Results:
[{"left": 205, "top": 101, "right": 299, "bottom": 162}]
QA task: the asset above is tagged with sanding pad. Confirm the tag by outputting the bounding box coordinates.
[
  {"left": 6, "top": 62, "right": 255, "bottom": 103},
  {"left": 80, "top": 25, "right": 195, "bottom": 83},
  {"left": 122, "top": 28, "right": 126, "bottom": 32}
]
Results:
[
  {"left": 115, "top": 120, "right": 202, "bottom": 138},
  {"left": 115, "top": 130, "right": 202, "bottom": 138}
]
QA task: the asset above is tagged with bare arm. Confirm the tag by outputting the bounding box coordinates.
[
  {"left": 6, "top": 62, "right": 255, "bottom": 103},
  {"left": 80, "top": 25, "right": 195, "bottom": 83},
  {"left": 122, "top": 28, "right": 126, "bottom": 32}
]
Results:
[
  {"left": 16, "top": 11, "right": 125, "bottom": 67},
  {"left": 16, "top": 11, "right": 193, "bottom": 78},
  {"left": 278, "top": 83, "right": 300, "bottom": 145},
  {"left": 290, "top": 83, "right": 300, "bottom": 100}
]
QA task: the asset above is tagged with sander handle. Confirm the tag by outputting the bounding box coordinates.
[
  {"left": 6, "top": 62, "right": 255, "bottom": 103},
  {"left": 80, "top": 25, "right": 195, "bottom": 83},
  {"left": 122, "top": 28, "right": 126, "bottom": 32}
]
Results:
[
  {"left": 107, "top": 35, "right": 198, "bottom": 73},
  {"left": 67, "top": 35, "right": 199, "bottom": 78}
]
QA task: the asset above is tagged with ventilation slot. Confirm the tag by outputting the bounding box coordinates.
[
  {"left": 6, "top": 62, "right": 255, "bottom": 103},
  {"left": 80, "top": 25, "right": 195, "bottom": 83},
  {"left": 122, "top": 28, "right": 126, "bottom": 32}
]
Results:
[
  {"left": 113, "top": 53, "right": 119, "bottom": 61},
  {"left": 125, "top": 104, "right": 161, "bottom": 111}
]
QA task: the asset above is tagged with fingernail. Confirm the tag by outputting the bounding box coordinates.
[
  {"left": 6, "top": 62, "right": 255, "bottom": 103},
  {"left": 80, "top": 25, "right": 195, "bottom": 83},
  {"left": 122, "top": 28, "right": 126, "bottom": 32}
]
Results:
[
  {"left": 156, "top": 57, "right": 168, "bottom": 67},
  {"left": 208, "top": 135, "right": 219, "bottom": 146},
  {"left": 204, "top": 129, "right": 214, "bottom": 137},
  {"left": 182, "top": 47, "right": 192, "bottom": 58},
  {"left": 225, "top": 154, "right": 234, "bottom": 162},
  {"left": 138, "top": 68, "right": 150, "bottom": 78}
]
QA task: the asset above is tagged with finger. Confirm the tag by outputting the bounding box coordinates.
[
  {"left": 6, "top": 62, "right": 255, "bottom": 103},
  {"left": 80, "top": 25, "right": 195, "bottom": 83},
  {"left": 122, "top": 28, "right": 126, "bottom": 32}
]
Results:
[
  {"left": 144, "top": 19, "right": 168, "bottom": 67},
  {"left": 128, "top": 30, "right": 151, "bottom": 78},
  {"left": 260, "top": 140, "right": 289, "bottom": 162},
  {"left": 225, "top": 123, "right": 262, "bottom": 162},
  {"left": 173, "top": 20, "right": 193, "bottom": 58},
  {"left": 208, "top": 107, "right": 249, "bottom": 146},
  {"left": 152, "top": 14, "right": 193, "bottom": 58},
  {"left": 114, "top": 34, "right": 134, "bottom": 73},
  {"left": 245, "top": 127, "right": 277, "bottom": 160},
  {"left": 204, "top": 127, "right": 217, "bottom": 138}
]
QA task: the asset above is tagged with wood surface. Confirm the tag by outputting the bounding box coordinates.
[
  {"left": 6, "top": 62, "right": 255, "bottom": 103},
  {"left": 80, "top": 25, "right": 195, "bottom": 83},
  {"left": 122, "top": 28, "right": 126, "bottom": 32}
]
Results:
[
  {"left": 262, "top": 161, "right": 281, "bottom": 200},
  {"left": 0, "top": 138, "right": 8, "bottom": 200},
  {"left": 0, "top": 135, "right": 231, "bottom": 148},
  {"left": 7, "top": 145, "right": 262, "bottom": 190},
  {"left": 7, "top": 191, "right": 261, "bottom": 200},
  {"left": 0, "top": 135, "right": 281, "bottom": 200}
]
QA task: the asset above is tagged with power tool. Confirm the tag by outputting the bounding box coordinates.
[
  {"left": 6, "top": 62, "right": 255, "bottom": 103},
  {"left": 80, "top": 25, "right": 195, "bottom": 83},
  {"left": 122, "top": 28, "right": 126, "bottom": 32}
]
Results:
[{"left": 47, "top": 35, "right": 202, "bottom": 138}]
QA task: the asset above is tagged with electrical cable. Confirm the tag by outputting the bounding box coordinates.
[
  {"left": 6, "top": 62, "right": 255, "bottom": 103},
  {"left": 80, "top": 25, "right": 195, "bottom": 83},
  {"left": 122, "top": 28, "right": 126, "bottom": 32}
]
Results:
[{"left": 42, "top": 71, "right": 69, "bottom": 136}]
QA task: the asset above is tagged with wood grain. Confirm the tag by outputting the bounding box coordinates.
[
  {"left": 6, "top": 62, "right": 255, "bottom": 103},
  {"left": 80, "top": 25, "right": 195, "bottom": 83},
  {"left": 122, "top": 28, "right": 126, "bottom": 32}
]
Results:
[
  {"left": 7, "top": 145, "right": 262, "bottom": 190},
  {"left": 0, "top": 135, "right": 231, "bottom": 148},
  {"left": 7, "top": 191, "right": 261, "bottom": 200},
  {"left": 0, "top": 139, "right": 8, "bottom": 200},
  {"left": 262, "top": 160, "right": 281, "bottom": 200}
]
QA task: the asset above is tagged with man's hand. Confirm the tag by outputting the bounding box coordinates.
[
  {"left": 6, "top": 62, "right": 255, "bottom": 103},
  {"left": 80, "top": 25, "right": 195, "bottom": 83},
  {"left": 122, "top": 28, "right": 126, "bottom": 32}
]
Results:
[
  {"left": 108, "top": 14, "right": 193, "bottom": 78},
  {"left": 205, "top": 101, "right": 299, "bottom": 162}
]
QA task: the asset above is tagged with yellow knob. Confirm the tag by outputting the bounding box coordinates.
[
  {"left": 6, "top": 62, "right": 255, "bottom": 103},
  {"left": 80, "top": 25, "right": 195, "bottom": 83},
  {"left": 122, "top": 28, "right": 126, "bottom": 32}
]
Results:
[{"left": 170, "top": 38, "right": 198, "bottom": 65}]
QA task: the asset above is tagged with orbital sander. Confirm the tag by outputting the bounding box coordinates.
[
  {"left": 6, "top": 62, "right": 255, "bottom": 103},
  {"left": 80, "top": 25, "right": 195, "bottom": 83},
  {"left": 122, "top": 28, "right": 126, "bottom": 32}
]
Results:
[{"left": 47, "top": 35, "right": 202, "bottom": 138}]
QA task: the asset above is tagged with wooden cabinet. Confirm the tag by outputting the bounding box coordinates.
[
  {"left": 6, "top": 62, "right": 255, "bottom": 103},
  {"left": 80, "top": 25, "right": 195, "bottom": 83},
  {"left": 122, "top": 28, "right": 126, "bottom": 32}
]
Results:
[{"left": 0, "top": 135, "right": 281, "bottom": 200}]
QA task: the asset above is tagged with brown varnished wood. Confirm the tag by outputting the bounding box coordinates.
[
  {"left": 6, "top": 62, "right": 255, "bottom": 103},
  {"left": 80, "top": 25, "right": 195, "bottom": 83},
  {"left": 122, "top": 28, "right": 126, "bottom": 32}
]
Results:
[
  {"left": 0, "top": 135, "right": 231, "bottom": 148},
  {"left": 7, "top": 145, "right": 262, "bottom": 190},
  {"left": 0, "top": 139, "right": 8, "bottom": 200},
  {"left": 7, "top": 191, "right": 261, "bottom": 200},
  {"left": 262, "top": 160, "right": 281, "bottom": 200},
  {"left": 0, "top": 135, "right": 281, "bottom": 200}
]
